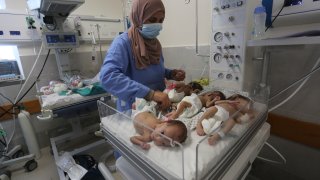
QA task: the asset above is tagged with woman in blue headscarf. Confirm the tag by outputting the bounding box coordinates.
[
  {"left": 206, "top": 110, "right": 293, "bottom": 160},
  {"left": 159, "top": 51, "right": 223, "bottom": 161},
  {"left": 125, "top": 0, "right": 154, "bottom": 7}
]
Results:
[{"left": 100, "top": 0, "right": 185, "bottom": 112}]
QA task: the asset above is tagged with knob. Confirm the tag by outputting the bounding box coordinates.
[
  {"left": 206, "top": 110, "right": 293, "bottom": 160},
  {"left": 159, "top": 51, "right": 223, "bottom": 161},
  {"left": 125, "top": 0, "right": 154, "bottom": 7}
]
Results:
[
  {"left": 214, "top": 7, "right": 219, "bottom": 12},
  {"left": 237, "top": 1, "right": 243, "bottom": 6},
  {"left": 235, "top": 55, "right": 240, "bottom": 58},
  {"left": 231, "top": 32, "right": 235, "bottom": 36},
  {"left": 225, "top": 4, "right": 230, "bottom": 8},
  {"left": 224, "top": 54, "right": 229, "bottom": 58},
  {"left": 229, "top": 16, "right": 235, "bottom": 22},
  {"left": 217, "top": 46, "right": 222, "bottom": 50},
  {"left": 226, "top": 74, "right": 233, "bottom": 80},
  {"left": 229, "top": 55, "right": 234, "bottom": 59},
  {"left": 224, "top": 45, "right": 229, "bottom": 49},
  {"left": 224, "top": 32, "right": 230, "bottom": 37},
  {"left": 221, "top": 5, "right": 226, "bottom": 9},
  {"left": 229, "top": 45, "right": 235, "bottom": 49}
]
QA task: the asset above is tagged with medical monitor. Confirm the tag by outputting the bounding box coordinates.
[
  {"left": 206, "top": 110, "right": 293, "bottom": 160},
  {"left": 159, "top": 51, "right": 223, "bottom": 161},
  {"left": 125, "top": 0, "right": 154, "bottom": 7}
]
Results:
[{"left": 0, "top": 45, "right": 25, "bottom": 86}]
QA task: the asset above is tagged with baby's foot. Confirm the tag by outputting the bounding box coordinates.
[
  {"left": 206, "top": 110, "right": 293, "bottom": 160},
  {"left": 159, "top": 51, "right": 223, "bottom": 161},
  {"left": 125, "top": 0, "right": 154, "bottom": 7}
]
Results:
[
  {"left": 208, "top": 133, "right": 220, "bottom": 145},
  {"left": 196, "top": 123, "right": 205, "bottom": 136}
]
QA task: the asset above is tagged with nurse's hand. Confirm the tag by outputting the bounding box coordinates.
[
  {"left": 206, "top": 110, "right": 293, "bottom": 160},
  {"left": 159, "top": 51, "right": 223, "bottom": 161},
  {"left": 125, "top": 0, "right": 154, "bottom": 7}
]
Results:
[
  {"left": 152, "top": 91, "right": 171, "bottom": 111},
  {"left": 171, "top": 69, "right": 185, "bottom": 81}
]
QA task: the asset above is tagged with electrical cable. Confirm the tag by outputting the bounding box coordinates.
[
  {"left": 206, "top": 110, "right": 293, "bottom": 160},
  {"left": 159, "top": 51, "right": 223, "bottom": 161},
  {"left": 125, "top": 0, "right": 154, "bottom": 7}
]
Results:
[
  {"left": 14, "top": 43, "right": 44, "bottom": 105},
  {"left": 265, "top": 1, "right": 286, "bottom": 32},
  {"left": 257, "top": 142, "right": 286, "bottom": 164},
  {"left": 4, "top": 49, "right": 50, "bottom": 148},
  {"left": 269, "top": 56, "right": 320, "bottom": 112}
]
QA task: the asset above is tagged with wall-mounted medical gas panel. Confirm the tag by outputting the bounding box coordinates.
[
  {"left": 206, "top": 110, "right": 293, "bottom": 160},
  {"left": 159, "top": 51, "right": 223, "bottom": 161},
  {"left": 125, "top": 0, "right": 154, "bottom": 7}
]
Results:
[{"left": 210, "top": 0, "right": 259, "bottom": 90}]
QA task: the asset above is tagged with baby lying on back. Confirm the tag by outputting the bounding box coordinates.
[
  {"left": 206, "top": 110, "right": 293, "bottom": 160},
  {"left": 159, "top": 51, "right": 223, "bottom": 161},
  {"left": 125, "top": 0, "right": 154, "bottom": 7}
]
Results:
[{"left": 130, "top": 110, "right": 188, "bottom": 150}]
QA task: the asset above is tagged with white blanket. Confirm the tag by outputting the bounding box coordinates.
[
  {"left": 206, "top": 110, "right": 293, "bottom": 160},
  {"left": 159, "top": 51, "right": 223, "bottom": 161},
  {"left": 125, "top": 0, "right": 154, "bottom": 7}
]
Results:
[{"left": 101, "top": 102, "right": 266, "bottom": 180}]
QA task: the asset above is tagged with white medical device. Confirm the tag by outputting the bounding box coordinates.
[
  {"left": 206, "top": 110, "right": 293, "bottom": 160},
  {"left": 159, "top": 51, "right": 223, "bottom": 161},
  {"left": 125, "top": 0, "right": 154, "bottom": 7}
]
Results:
[
  {"left": 265, "top": 0, "right": 320, "bottom": 39},
  {"left": 27, "top": 0, "right": 85, "bottom": 16},
  {"left": 272, "top": 0, "right": 320, "bottom": 26},
  {"left": 27, "top": 0, "right": 85, "bottom": 80},
  {"left": 210, "top": 0, "right": 260, "bottom": 91}
]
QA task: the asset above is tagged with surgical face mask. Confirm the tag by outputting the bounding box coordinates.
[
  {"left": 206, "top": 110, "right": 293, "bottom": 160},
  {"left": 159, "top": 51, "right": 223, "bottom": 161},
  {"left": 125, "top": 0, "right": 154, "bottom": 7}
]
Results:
[{"left": 139, "top": 23, "right": 163, "bottom": 39}]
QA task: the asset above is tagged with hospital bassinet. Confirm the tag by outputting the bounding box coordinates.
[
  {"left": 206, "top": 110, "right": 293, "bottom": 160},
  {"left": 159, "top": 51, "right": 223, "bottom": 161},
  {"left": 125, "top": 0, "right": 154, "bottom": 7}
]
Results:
[{"left": 98, "top": 89, "right": 268, "bottom": 180}]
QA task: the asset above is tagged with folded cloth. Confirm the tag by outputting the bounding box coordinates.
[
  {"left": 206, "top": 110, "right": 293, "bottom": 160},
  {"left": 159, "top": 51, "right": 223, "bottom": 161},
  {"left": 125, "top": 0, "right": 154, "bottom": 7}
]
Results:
[{"left": 73, "top": 82, "right": 106, "bottom": 96}]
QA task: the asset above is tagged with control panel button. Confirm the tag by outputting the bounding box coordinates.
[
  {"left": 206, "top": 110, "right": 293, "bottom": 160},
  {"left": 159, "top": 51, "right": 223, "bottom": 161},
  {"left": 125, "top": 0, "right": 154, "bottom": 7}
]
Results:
[{"left": 229, "top": 16, "right": 235, "bottom": 22}]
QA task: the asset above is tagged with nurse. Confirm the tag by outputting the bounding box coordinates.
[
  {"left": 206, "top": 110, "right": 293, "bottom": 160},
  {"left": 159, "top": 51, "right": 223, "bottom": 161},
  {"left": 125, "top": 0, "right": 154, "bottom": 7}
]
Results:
[{"left": 100, "top": 0, "right": 185, "bottom": 111}]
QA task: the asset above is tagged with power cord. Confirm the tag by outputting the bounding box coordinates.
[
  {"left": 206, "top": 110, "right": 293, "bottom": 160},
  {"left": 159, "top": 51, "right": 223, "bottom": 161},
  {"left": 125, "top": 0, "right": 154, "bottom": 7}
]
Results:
[{"left": 257, "top": 142, "right": 286, "bottom": 164}]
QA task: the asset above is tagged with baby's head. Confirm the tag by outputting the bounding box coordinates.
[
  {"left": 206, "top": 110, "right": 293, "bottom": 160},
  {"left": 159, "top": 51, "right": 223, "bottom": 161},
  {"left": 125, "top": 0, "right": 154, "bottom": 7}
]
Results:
[
  {"left": 182, "top": 81, "right": 203, "bottom": 95},
  {"left": 227, "top": 94, "right": 252, "bottom": 111},
  {"left": 203, "top": 90, "right": 226, "bottom": 102},
  {"left": 151, "top": 120, "right": 188, "bottom": 147},
  {"left": 212, "top": 91, "right": 226, "bottom": 100}
]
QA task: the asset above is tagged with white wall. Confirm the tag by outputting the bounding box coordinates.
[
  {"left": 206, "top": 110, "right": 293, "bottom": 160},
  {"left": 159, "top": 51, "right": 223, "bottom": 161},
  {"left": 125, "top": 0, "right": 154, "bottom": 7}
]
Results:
[{"left": 159, "top": 0, "right": 211, "bottom": 47}]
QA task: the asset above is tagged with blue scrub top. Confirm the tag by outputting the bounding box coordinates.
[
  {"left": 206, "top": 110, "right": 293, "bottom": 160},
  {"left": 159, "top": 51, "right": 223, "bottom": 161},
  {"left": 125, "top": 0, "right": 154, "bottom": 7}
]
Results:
[{"left": 100, "top": 32, "right": 172, "bottom": 111}]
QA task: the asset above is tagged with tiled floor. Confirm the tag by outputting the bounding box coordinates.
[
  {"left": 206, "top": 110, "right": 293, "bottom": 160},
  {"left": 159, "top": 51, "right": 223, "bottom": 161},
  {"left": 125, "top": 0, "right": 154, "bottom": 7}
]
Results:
[
  {"left": 9, "top": 147, "right": 122, "bottom": 180},
  {"left": 10, "top": 147, "right": 59, "bottom": 180}
]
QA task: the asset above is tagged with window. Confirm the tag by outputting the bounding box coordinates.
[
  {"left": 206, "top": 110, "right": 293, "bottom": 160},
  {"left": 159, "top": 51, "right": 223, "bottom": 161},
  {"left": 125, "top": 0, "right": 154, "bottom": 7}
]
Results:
[{"left": 0, "top": 0, "right": 6, "bottom": 10}]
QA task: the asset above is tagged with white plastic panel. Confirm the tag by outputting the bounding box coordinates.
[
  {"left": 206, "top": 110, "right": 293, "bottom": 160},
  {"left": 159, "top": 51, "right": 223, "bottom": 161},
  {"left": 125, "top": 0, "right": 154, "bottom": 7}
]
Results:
[
  {"left": 210, "top": 1, "right": 247, "bottom": 90},
  {"left": 0, "top": 13, "right": 41, "bottom": 41},
  {"left": 212, "top": 9, "right": 246, "bottom": 28}
]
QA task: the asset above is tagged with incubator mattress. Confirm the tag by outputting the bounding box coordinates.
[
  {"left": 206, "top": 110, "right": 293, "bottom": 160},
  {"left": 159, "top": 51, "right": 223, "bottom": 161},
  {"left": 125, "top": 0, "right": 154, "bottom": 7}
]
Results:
[{"left": 100, "top": 103, "right": 266, "bottom": 180}]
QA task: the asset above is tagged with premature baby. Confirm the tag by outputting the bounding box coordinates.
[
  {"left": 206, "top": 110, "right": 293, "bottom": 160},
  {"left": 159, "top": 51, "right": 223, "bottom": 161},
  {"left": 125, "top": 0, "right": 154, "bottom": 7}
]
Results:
[
  {"left": 130, "top": 111, "right": 188, "bottom": 150},
  {"left": 196, "top": 94, "right": 254, "bottom": 145},
  {"left": 166, "top": 91, "right": 226, "bottom": 120}
]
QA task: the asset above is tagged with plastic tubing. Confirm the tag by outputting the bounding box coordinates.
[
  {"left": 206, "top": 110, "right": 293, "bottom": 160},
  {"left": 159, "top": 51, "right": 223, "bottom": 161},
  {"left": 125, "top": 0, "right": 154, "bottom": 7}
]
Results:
[{"left": 269, "top": 56, "right": 320, "bottom": 112}]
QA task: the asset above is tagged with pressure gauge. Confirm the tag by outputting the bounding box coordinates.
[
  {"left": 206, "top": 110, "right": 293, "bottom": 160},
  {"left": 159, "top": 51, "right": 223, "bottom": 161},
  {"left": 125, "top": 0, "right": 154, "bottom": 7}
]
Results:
[
  {"left": 213, "top": 53, "right": 222, "bottom": 63},
  {"left": 214, "top": 32, "right": 223, "bottom": 42},
  {"left": 218, "top": 73, "right": 224, "bottom": 79},
  {"left": 226, "top": 74, "right": 233, "bottom": 80}
]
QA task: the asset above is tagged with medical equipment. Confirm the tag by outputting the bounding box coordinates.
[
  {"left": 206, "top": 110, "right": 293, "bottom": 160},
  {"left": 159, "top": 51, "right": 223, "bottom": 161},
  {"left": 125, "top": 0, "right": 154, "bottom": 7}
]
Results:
[
  {"left": 27, "top": 0, "right": 85, "bottom": 15},
  {"left": 260, "top": 0, "right": 320, "bottom": 38},
  {"left": 26, "top": 0, "right": 84, "bottom": 80},
  {"left": 272, "top": 0, "right": 320, "bottom": 26},
  {"left": 0, "top": 46, "right": 25, "bottom": 87},
  {"left": 210, "top": 0, "right": 261, "bottom": 91},
  {"left": 98, "top": 87, "right": 269, "bottom": 180}
]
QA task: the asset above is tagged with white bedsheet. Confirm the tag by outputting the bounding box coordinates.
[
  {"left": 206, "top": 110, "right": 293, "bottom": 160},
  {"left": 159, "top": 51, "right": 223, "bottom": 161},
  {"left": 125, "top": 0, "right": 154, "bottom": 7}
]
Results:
[
  {"left": 40, "top": 93, "right": 106, "bottom": 110},
  {"left": 101, "top": 103, "right": 266, "bottom": 180}
]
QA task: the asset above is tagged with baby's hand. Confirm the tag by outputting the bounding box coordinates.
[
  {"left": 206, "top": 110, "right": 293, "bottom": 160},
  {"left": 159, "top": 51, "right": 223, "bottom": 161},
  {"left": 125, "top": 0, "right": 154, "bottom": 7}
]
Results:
[
  {"left": 208, "top": 133, "right": 220, "bottom": 145},
  {"left": 165, "top": 111, "right": 178, "bottom": 120},
  {"left": 196, "top": 123, "right": 206, "bottom": 136},
  {"left": 132, "top": 103, "right": 136, "bottom": 110},
  {"left": 140, "top": 143, "right": 151, "bottom": 150}
]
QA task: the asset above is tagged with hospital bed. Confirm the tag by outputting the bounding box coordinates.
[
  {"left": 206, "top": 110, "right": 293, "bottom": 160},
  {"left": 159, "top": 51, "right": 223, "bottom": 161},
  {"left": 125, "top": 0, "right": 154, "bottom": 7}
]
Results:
[
  {"left": 98, "top": 89, "right": 269, "bottom": 180},
  {"left": 37, "top": 92, "right": 110, "bottom": 179}
]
